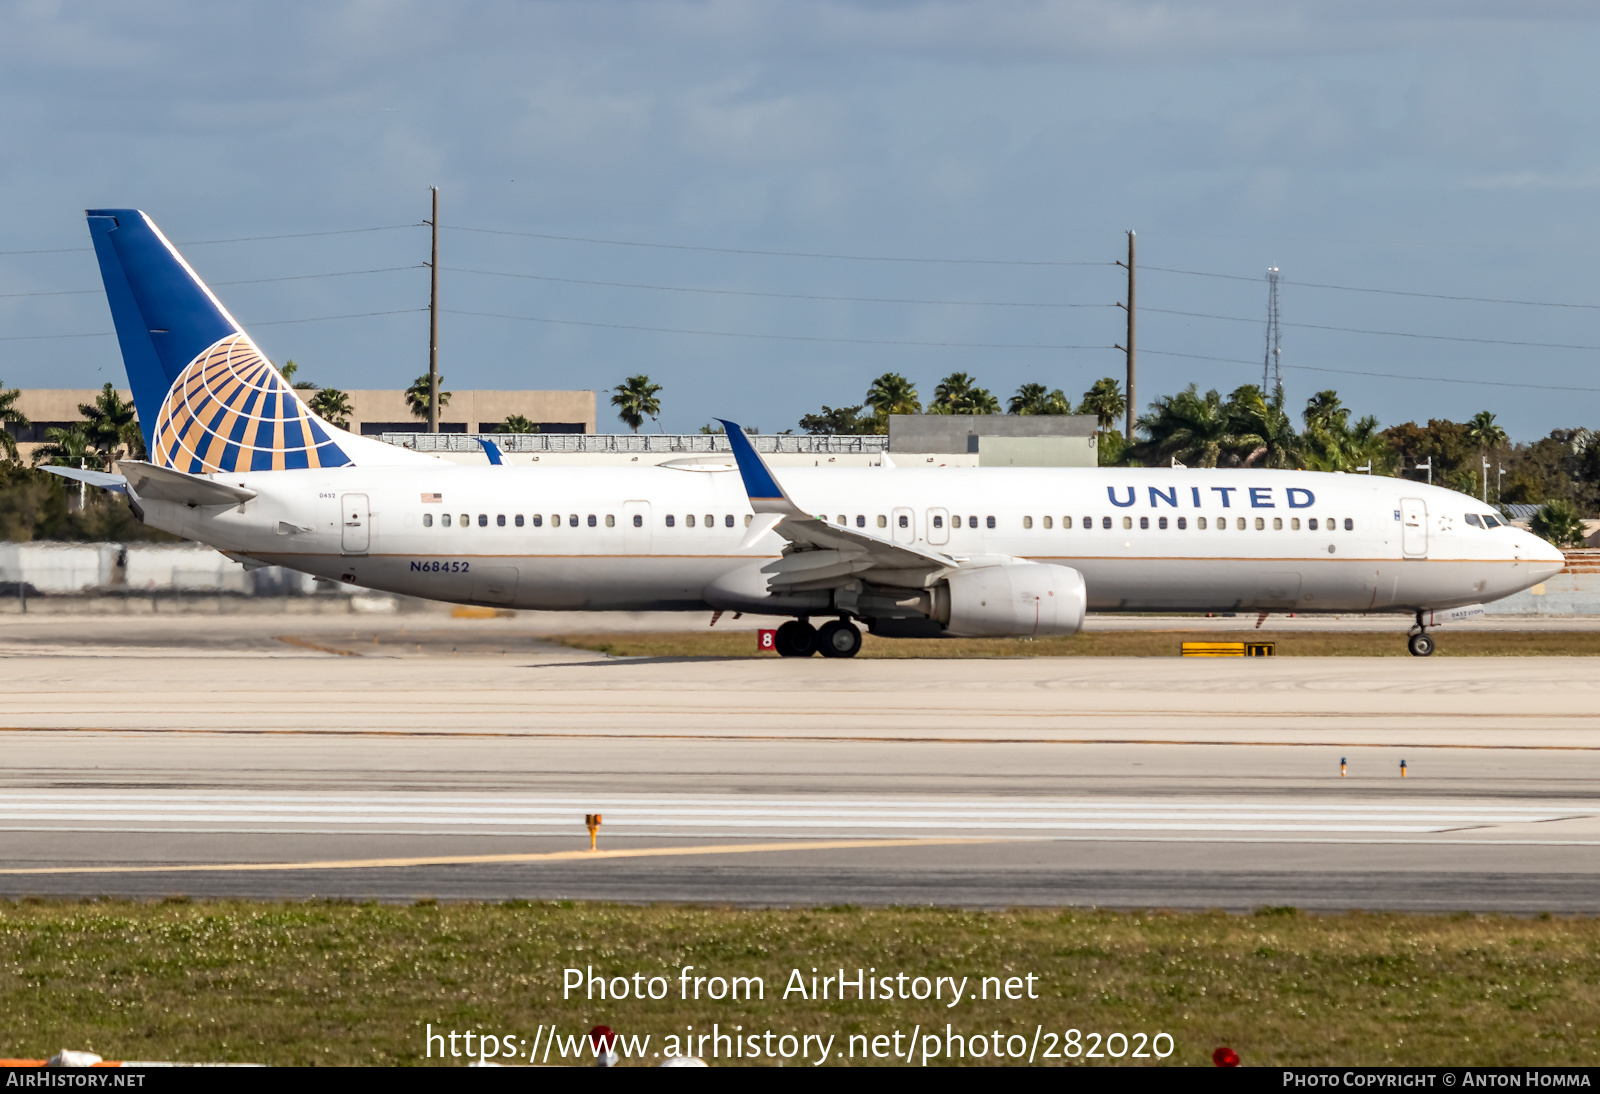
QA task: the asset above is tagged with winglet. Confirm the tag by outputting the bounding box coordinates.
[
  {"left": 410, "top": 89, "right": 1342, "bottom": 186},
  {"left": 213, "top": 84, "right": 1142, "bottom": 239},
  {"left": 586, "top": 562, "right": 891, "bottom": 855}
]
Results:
[
  {"left": 717, "top": 420, "right": 803, "bottom": 516},
  {"left": 479, "top": 438, "right": 506, "bottom": 466}
]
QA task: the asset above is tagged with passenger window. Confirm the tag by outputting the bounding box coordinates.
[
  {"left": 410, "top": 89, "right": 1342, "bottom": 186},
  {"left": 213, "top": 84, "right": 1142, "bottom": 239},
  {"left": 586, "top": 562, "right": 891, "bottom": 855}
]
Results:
[
  {"left": 856, "top": 515, "right": 866, "bottom": 528},
  {"left": 837, "top": 515, "right": 846, "bottom": 525},
  {"left": 1063, "top": 516, "right": 1073, "bottom": 529},
  {"left": 497, "top": 514, "right": 506, "bottom": 527},
  {"left": 478, "top": 514, "right": 488, "bottom": 527},
  {"left": 1084, "top": 516, "right": 1092, "bottom": 529},
  {"left": 898, "top": 514, "right": 908, "bottom": 528},
  {"left": 932, "top": 515, "right": 944, "bottom": 529},
  {"left": 442, "top": 513, "right": 451, "bottom": 527},
  {"left": 1236, "top": 518, "right": 1246, "bottom": 530},
  {"left": 877, "top": 515, "right": 887, "bottom": 529},
  {"left": 1273, "top": 517, "right": 1282, "bottom": 531},
  {"left": 1254, "top": 517, "right": 1264, "bottom": 530},
  {"left": 532, "top": 514, "right": 543, "bottom": 528},
  {"left": 686, "top": 514, "right": 696, "bottom": 528},
  {"left": 726, "top": 514, "right": 735, "bottom": 528},
  {"left": 586, "top": 514, "right": 595, "bottom": 528},
  {"left": 1023, "top": 516, "right": 1034, "bottom": 530},
  {"left": 970, "top": 516, "right": 979, "bottom": 529},
  {"left": 704, "top": 514, "right": 713, "bottom": 528},
  {"left": 744, "top": 515, "right": 752, "bottom": 526},
  {"left": 634, "top": 514, "right": 643, "bottom": 528},
  {"left": 460, "top": 514, "right": 470, "bottom": 528},
  {"left": 515, "top": 514, "right": 524, "bottom": 527},
  {"left": 1176, "top": 517, "right": 1186, "bottom": 530},
  {"left": 569, "top": 514, "right": 579, "bottom": 527},
  {"left": 1043, "top": 516, "right": 1053, "bottom": 529},
  {"left": 1289, "top": 517, "right": 1299, "bottom": 531},
  {"left": 423, "top": 513, "right": 433, "bottom": 528},
  {"left": 1465, "top": 514, "right": 1483, "bottom": 528},
  {"left": 1344, "top": 518, "right": 1354, "bottom": 531},
  {"left": 1158, "top": 516, "right": 1168, "bottom": 530},
  {"left": 666, "top": 515, "right": 675, "bottom": 527},
  {"left": 1308, "top": 518, "right": 1317, "bottom": 531},
  {"left": 1139, "top": 516, "right": 1149, "bottom": 530},
  {"left": 1197, "top": 517, "right": 1206, "bottom": 530},
  {"left": 605, "top": 514, "right": 615, "bottom": 528},
  {"left": 1484, "top": 515, "right": 1501, "bottom": 529},
  {"left": 1101, "top": 516, "right": 1111, "bottom": 529},
  {"left": 1122, "top": 516, "right": 1133, "bottom": 530},
  {"left": 986, "top": 516, "right": 996, "bottom": 529}
]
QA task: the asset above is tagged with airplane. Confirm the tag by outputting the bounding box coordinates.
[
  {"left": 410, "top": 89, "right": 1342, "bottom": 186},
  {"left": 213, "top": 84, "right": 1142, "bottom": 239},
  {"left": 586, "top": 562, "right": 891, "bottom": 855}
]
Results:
[{"left": 45, "top": 208, "right": 1566, "bottom": 659}]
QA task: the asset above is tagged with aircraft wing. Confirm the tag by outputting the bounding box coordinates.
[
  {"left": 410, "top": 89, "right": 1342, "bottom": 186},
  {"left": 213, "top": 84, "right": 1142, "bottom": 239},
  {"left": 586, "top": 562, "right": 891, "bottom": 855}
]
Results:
[
  {"left": 720, "top": 420, "right": 955, "bottom": 593},
  {"left": 117, "top": 461, "right": 258, "bottom": 506},
  {"left": 39, "top": 465, "right": 129, "bottom": 493}
]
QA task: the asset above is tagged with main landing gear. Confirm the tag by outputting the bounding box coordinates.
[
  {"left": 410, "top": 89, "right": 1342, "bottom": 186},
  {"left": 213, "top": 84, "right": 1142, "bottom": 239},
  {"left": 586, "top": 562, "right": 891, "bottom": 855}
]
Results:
[
  {"left": 1407, "top": 611, "right": 1436, "bottom": 657},
  {"left": 774, "top": 618, "right": 863, "bottom": 658}
]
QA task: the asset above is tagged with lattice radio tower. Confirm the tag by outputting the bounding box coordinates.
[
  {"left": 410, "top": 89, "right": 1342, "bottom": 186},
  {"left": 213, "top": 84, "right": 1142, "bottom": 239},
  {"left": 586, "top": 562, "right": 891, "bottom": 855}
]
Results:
[{"left": 1263, "top": 267, "right": 1282, "bottom": 393}]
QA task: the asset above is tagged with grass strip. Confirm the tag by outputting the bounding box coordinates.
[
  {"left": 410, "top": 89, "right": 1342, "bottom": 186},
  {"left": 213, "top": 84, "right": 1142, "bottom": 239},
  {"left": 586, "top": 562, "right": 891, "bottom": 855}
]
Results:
[
  {"left": 1, "top": 899, "right": 1597, "bottom": 1066},
  {"left": 553, "top": 629, "right": 1600, "bottom": 659}
]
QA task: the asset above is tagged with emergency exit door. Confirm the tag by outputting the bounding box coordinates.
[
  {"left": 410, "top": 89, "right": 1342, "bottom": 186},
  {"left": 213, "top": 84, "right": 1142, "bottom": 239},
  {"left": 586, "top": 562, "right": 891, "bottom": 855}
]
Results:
[
  {"left": 1400, "top": 497, "right": 1428, "bottom": 558},
  {"left": 340, "top": 493, "right": 370, "bottom": 554}
]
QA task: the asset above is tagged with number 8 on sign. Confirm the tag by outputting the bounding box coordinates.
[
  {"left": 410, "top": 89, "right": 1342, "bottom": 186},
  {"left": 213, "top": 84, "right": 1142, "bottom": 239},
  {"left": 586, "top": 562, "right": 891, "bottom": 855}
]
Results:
[{"left": 758, "top": 629, "right": 777, "bottom": 651}]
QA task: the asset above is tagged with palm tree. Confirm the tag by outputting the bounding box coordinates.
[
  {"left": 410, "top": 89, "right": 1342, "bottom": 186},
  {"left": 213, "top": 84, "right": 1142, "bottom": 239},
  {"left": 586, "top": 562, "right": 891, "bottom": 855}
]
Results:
[
  {"left": 406, "top": 374, "right": 452, "bottom": 422},
  {"left": 1137, "top": 385, "right": 1235, "bottom": 467},
  {"left": 279, "top": 359, "right": 318, "bottom": 391},
  {"left": 1224, "top": 384, "right": 1297, "bottom": 468},
  {"left": 1466, "top": 410, "right": 1508, "bottom": 452},
  {"left": 500, "top": 414, "right": 539, "bottom": 434},
  {"left": 1531, "top": 498, "right": 1587, "bottom": 548},
  {"left": 79, "top": 383, "right": 141, "bottom": 463},
  {"left": 1007, "top": 383, "right": 1071, "bottom": 415},
  {"left": 309, "top": 388, "right": 354, "bottom": 431},
  {"left": 30, "top": 424, "right": 102, "bottom": 470},
  {"left": 863, "top": 372, "right": 920, "bottom": 431},
  {"left": 1077, "top": 378, "right": 1127, "bottom": 434},
  {"left": 0, "top": 379, "right": 28, "bottom": 463},
  {"left": 930, "top": 372, "right": 999, "bottom": 415},
  {"left": 610, "top": 374, "right": 662, "bottom": 433}
]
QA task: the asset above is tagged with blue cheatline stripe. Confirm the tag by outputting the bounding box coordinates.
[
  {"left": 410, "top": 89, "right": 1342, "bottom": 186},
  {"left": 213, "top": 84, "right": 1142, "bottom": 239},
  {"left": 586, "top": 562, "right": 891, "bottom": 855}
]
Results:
[{"left": 717, "top": 419, "right": 786, "bottom": 500}]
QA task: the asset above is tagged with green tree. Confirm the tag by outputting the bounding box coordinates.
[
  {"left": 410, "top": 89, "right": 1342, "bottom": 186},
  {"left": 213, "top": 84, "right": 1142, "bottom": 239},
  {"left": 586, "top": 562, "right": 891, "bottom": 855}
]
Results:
[
  {"left": 309, "top": 388, "right": 354, "bottom": 431},
  {"left": 78, "top": 384, "right": 142, "bottom": 463},
  {"left": 0, "top": 379, "right": 28, "bottom": 464},
  {"left": 610, "top": 374, "right": 662, "bottom": 433},
  {"left": 863, "top": 372, "right": 921, "bottom": 431},
  {"left": 1467, "top": 410, "right": 1509, "bottom": 453},
  {"left": 406, "top": 374, "right": 452, "bottom": 423},
  {"left": 1135, "top": 384, "right": 1236, "bottom": 467},
  {"left": 1077, "top": 378, "right": 1127, "bottom": 434},
  {"left": 499, "top": 414, "right": 539, "bottom": 434},
  {"left": 279, "top": 360, "right": 318, "bottom": 391},
  {"left": 1222, "top": 384, "right": 1298, "bottom": 468},
  {"left": 30, "top": 425, "right": 102, "bottom": 470},
  {"left": 1530, "top": 498, "right": 1587, "bottom": 548},
  {"left": 1008, "top": 383, "right": 1071, "bottom": 415},
  {"left": 929, "top": 372, "right": 999, "bottom": 415},
  {"left": 798, "top": 405, "right": 872, "bottom": 434}
]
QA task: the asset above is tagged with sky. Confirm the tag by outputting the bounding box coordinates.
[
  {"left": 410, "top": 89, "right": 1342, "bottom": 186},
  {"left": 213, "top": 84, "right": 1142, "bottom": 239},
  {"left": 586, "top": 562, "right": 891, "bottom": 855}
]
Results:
[{"left": 4, "top": 1, "right": 1600, "bottom": 439}]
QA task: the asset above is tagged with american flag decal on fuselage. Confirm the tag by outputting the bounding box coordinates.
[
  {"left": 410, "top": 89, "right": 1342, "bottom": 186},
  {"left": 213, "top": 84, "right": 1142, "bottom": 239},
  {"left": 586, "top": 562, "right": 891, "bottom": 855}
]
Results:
[{"left": 151, "top": 334, "right": 351, "bottom": 473}]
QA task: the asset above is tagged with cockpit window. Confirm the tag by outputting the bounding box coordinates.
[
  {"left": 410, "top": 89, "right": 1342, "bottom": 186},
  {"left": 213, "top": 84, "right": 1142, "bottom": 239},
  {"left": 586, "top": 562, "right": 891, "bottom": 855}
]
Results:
[
  {"left": 1484, "top": 515, "right": 1502, "bottom": 529},
  {"left": 1464, "top": 514, "right": 1483, "bottom": 528}
]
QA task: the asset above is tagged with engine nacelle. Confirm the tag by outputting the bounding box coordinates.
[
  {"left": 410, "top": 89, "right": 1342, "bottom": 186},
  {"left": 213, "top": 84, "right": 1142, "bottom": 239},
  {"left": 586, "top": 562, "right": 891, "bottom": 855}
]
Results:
[{"left": 934, "top": 563, "right": 1087, "bottom": 638}]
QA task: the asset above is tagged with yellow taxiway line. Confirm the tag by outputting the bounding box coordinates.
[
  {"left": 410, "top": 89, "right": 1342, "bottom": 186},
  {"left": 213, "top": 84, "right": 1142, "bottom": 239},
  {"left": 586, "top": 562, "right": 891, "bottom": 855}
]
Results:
[{"left": 0, "top": 837, "right": 1000, "bottom": 877}]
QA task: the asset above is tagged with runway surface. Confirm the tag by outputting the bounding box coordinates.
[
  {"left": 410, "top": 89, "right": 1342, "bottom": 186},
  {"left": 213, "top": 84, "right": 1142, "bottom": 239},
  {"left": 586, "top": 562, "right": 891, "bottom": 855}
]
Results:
[{"left": 3, "top": 614, "right": 1599, "bottom": 911}]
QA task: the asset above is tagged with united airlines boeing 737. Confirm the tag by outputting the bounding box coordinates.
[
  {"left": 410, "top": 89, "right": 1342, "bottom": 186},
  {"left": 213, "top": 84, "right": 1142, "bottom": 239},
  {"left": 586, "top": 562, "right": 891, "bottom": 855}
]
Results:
[{"left": 49, "top": 209, "right": 1564, "bottom": 658}]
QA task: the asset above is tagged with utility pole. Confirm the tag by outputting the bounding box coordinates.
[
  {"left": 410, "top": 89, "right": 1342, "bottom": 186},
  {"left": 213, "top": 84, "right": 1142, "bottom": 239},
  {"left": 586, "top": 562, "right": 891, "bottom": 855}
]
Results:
[
  {"left": 426, "top": 186, "right": 440, "bottom": 433},
  {"left": 1114, "top": 230, "right": 1136, "bottom": 439}
]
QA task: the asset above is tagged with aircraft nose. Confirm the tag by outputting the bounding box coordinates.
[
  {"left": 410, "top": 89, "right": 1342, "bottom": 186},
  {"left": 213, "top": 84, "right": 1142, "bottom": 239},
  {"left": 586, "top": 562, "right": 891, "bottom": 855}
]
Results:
[{"left": 1525, "top": 532, "right": 1566, "bottom": 579}]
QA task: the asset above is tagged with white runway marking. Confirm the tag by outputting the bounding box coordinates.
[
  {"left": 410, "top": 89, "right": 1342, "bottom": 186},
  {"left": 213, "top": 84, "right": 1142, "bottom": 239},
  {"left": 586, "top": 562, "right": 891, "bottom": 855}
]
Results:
[{"left": 0, "top": 793, "right": 1589, "bottom": 838}]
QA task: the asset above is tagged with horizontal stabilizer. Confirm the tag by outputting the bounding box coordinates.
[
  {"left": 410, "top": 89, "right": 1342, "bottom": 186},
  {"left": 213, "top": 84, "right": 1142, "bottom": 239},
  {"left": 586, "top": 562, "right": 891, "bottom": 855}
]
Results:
[
  {"left": 119, "top": 461, "right": 257, "bottom": 506},
  {"left": 39, "top": 465, "right": 128, "bottom": 493}
]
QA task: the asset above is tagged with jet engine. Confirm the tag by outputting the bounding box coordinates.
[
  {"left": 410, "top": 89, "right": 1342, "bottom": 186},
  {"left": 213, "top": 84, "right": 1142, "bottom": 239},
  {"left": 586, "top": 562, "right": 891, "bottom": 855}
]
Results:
[{"left": 933, "top": 563, "right": 1087, "bottom": 638}]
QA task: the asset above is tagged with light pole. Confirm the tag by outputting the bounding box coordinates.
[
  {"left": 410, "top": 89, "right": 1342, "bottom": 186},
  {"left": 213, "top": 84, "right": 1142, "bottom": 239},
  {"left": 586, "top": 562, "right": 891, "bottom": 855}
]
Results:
[
  {"left": 1413, "top": 458, "right": 1432, "bottom": 486},
  {"left": 1496, "top": 463, "right": 1506, "bottom": 505},
  {"left": 1481, "top": 456, "right": 1490, "bottom": 502}
]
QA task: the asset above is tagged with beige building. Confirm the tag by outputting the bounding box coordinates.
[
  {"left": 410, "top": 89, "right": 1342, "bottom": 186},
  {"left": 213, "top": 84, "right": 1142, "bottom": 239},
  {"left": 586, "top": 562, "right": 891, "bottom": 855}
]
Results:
[{"left": 5, "top": 388, "right": 596, "bottom": 464}]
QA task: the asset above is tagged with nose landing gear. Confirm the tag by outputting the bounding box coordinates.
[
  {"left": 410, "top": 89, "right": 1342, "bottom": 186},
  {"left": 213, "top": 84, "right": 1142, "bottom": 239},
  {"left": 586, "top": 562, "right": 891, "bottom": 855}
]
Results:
[{"left": 1407, "top": 611, "right": 1436, "bottom": 657}]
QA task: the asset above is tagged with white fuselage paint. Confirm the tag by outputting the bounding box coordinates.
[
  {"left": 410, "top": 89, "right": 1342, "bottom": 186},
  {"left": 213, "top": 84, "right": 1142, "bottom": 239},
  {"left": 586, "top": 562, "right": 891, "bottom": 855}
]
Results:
[{"left": 139, "top": 464, "right": 1565, "bottom": 617}]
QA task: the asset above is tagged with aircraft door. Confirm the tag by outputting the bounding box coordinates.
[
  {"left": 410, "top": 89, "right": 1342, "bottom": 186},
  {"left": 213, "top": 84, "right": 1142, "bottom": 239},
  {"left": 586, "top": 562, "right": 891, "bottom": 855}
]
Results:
[
  {"left": 927, "top": 507, "right": 950, "bottom": 546},
  {"left": 892, "top": 506, "right": 915, "bottom": 545},
  {"left": 623, "top": 500, "right": 652, "bottom": 556},
  {"left": 340, "top": 493, "right": 370, "bottom": 555},
  {"left": 1401, "top": 498, "right": 1428, "bottom": 558}
]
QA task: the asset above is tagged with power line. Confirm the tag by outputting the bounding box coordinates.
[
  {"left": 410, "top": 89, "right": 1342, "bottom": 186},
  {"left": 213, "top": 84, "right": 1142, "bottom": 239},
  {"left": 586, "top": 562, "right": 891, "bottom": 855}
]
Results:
[
  {"left": 1144, "top": 306, "right": 1600, "bottom": 351},
  {"left": 0, "top": 306, "right": 425, "bottom": 340},
  {"left": 0, "top": 265, "right": 424, "bottom": 300},
  {"left": 0, "top": 223, "right": 422, "bottom": 258},
  {"left": 448, "top": 225, "right": 1108, "bottom": 267},
  {"left": 445, "top": 266, "right": 1112, "bottom": 309},
  {"left": 445, "top": 307, "right": 1109, "bottom": 351},
  {"left": 1144, "top": 264, "right": 1600, "bottom": 311},
  {"left": 1139, "top": 348, "right": 1600, "bottom": 394}
]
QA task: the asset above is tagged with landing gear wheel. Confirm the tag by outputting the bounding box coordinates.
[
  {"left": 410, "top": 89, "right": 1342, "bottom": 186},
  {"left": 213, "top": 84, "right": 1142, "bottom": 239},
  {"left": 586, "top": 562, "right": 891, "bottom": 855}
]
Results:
[
  {"left": 774, "top": 620, "right": 817, "bottom": 658},
  {"left": 1408, "top": 632, "right": 1436, "bottom": 657},
  {"left": 817, "top": 619, "right": 863, "bottom": 658}
]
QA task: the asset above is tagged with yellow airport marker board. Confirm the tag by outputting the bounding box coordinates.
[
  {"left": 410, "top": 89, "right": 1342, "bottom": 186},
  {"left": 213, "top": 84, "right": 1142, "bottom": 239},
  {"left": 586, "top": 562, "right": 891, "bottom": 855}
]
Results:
[{"left": 1181, "top": 641, "right": 1275, "bottom": 657}]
